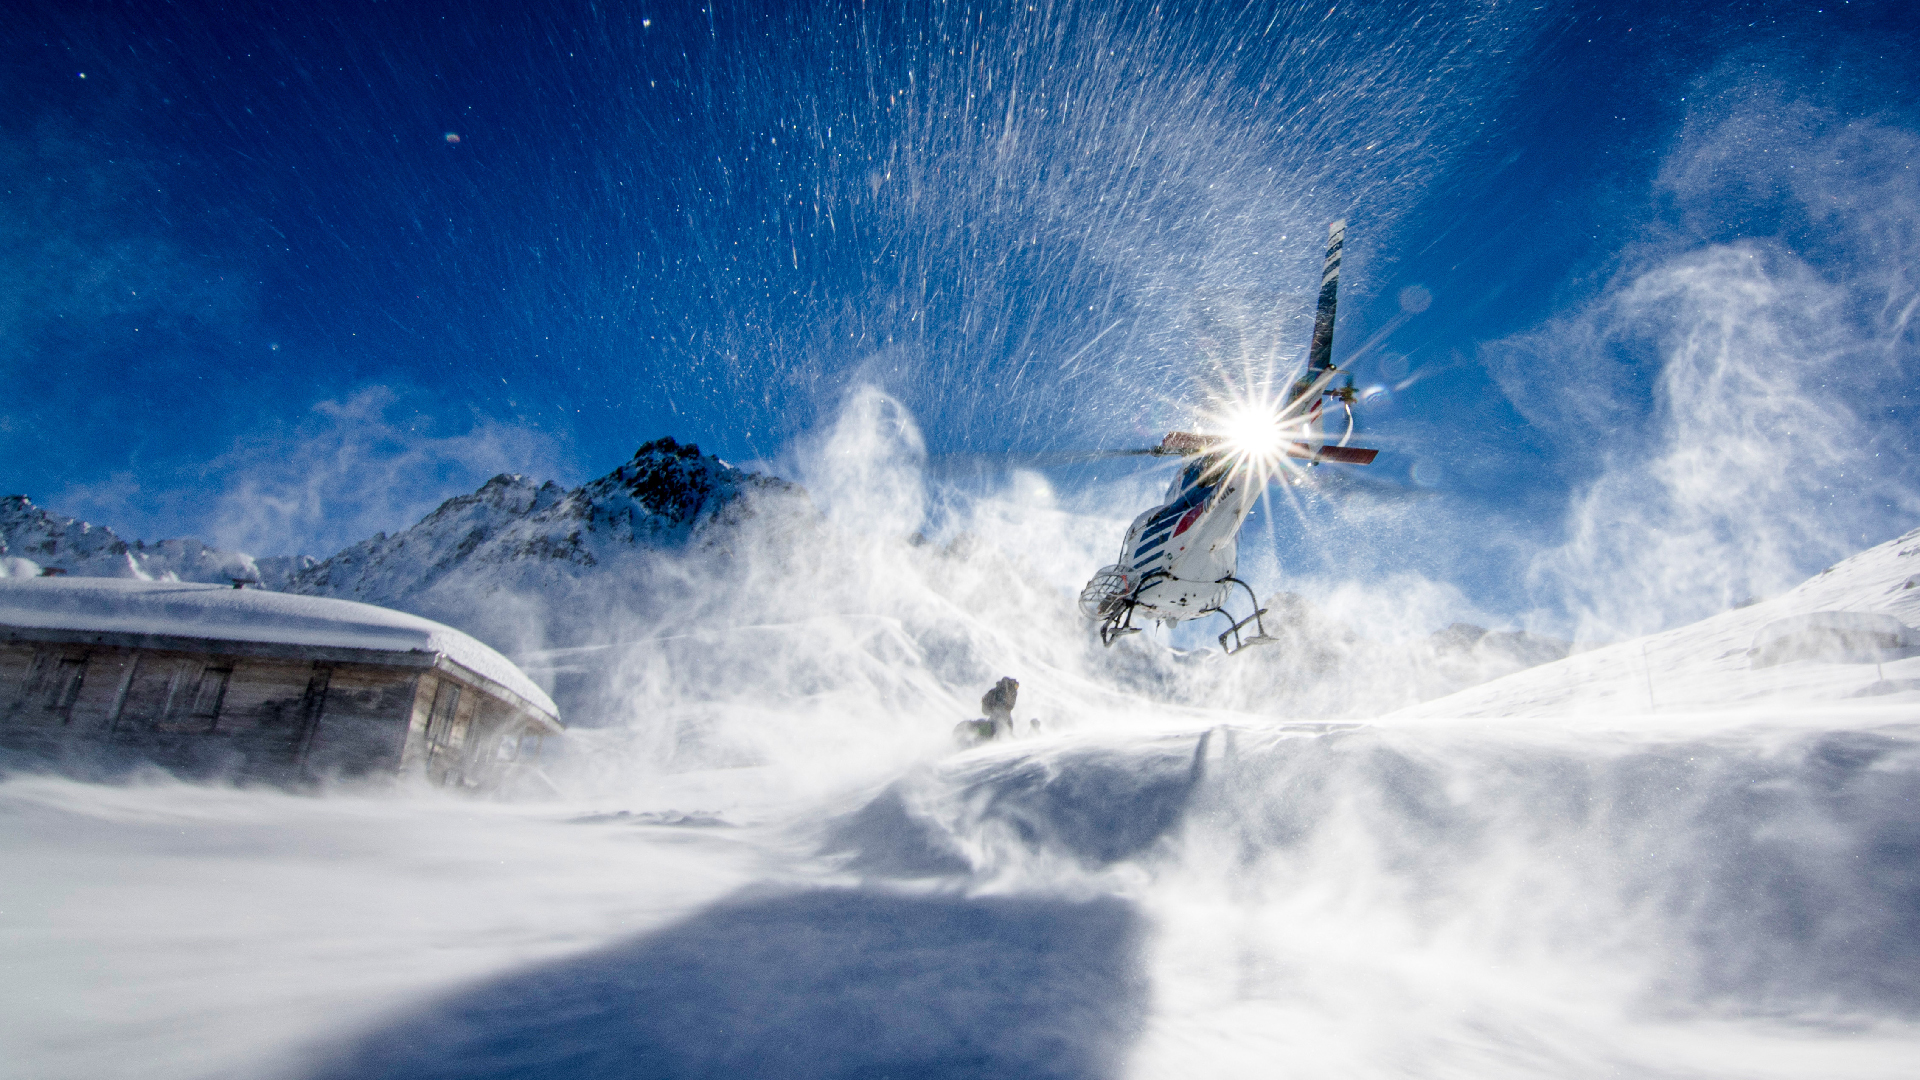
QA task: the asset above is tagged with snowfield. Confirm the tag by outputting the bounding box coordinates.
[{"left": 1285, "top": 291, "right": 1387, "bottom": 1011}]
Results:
[
  {"left": 5, "top": 515, "right": 1919, "bottom": 1078},
  {"left": 1391, "top": 526, "right": 1920, "bottom": 720}
]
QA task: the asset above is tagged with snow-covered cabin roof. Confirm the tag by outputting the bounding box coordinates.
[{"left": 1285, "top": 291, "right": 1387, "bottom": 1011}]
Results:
[{"left": 0, "top": 577, "right": 556, "bottom": 720}]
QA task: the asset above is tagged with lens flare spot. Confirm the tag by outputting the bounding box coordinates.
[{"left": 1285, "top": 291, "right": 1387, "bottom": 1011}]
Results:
[{"left": 1214, "top": 400, "right": 1285, "bottom": 461}]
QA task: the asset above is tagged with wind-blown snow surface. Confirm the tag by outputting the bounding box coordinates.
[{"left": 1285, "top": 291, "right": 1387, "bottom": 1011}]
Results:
[{"left": 6, "top": 413, "right": 1920, "bottom": 1078}]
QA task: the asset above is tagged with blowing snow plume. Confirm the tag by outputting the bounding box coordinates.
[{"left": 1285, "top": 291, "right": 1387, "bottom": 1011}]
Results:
[
  {"left": 483, "top": 384, "right": 1583, "bottom": 796},
  {"left": 1490, "top": 85, "right": 1920, "bottom": 641},
  {"left": 209, "top": 376, "right": 1601, "bottom": 806},
  {"left": 517, "top": 387, "right": 1165, "bottom": 796}
]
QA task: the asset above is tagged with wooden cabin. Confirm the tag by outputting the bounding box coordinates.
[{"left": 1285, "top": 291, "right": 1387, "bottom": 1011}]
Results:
[{"left": 0, "top": 578, "right": 561, "bottom": 789}]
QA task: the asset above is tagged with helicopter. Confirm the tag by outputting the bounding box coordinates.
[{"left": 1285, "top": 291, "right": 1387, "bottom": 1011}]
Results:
[{"left": 1077, "top": 219, "right": 1378, "bottom": 655}]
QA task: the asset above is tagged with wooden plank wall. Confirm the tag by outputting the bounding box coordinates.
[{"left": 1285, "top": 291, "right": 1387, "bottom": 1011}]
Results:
[
  {"left": 399, "top": 671, "right": 547, "bottom": 789},
  {"left": 302, "top": 665, "right": 417, "bottom": 779},
  {"left": 2, "top": 638, "right": 552, "bottom": 789},
  {"left": 2, "top": 641, "right": 405, "bottom": 779}
]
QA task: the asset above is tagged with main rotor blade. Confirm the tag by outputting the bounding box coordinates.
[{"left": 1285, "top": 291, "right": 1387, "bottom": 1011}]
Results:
[{"left": 1292, "top": 443, "right": 1377, "bottom": 465}]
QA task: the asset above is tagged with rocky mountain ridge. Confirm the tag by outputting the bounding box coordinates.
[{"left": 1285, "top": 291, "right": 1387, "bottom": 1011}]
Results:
[
  {"left": 0, "top": 495, "right": 314, "bottom": 586},
  {"left": 286, "top": 437, "right": 806, "bottom": 615},
  {"left": 2, "top": 438, "right": 805, "bottom": 625}
]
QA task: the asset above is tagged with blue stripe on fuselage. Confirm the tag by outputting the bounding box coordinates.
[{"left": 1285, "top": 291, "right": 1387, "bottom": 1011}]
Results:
[
  {"left": 1131, "top": 458, "right": 1224, "bottom": 563},
  {"left": 1144, "top": 482, "right": 1216, "bottom": 535}
]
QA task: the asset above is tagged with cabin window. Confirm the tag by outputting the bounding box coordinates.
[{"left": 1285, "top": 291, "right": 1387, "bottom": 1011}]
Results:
[
  {"left": 186, "top": 666, "right": 233, "bottom": 729},
  {"left": 295, "top": 665, "right": 331, "bottom": 727},
  {"left": 425, "top": 682, "right": 463, "bottom": 756},
  {"left": 37, "top": 655, "right": 89, "bottom": 722}
]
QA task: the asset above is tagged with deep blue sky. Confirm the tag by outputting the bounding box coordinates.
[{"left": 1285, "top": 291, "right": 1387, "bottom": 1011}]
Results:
[{"left": 5, "top": 0, "right": 1917, "bottom": 632}]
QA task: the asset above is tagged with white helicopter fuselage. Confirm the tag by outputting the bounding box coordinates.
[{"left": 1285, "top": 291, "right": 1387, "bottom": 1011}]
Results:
[
  {"left": 1080, "top": 218, "right": 1372, "bottom": 654},
  {"left": 1109, "top": 453, "right": 1260, "bottom": 621}
]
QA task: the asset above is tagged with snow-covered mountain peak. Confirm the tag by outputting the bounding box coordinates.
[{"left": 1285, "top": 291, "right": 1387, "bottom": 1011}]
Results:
[
  {"left": 588, "top": 437, "right": 736, "bottom": 525},
  {"left": 0, "top": 494, "right": 313, "bottom": 586},
  {"left": 467, "top": 473, "right": 563, "bottom": 517},
  {"left": 283, "top": 437, "right": 813, "bottom": 654},
  {"left": 1, "top": 495, "right": 133, "bottom": 578},
  {"left": 392, "top": 472, "right": 570, "bottom": 542}
]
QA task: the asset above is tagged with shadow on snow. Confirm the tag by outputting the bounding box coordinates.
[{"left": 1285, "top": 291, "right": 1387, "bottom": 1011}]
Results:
[{"left": 304, "top": 887, "right": 1149, "bottom": 1080}]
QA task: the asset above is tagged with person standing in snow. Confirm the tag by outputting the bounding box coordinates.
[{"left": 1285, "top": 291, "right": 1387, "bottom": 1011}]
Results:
[
  {"left": 952, "top": 676, "right": 1023, "bottom": 748},
  {"left": 982, "top": 676, "right": 1018, "bottom": 739}
]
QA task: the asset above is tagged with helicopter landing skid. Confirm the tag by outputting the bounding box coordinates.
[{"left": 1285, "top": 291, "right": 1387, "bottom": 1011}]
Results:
[
  {"left": 1094, "top": 569, "right": 1171, "bottom": 648},
  {"left": 1098, "top": 598, "right": 1145, "bottom": 647},
  {"left": 1214, "top": 577, "right": 1279, "bottom": 656}
]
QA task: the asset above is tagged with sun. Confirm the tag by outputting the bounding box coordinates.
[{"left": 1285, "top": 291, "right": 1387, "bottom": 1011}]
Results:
[
  {"left": 1213, "top": 398, "right": 1287, "bottom": 462},
  {"left": 1196, "top": 383, "right": 1341, "bottom": 490}
]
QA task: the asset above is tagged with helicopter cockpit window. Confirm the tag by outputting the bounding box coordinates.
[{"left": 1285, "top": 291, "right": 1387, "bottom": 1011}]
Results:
[{"left": 1171, "top": 459, "right": 1209, "bottom": 496}]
